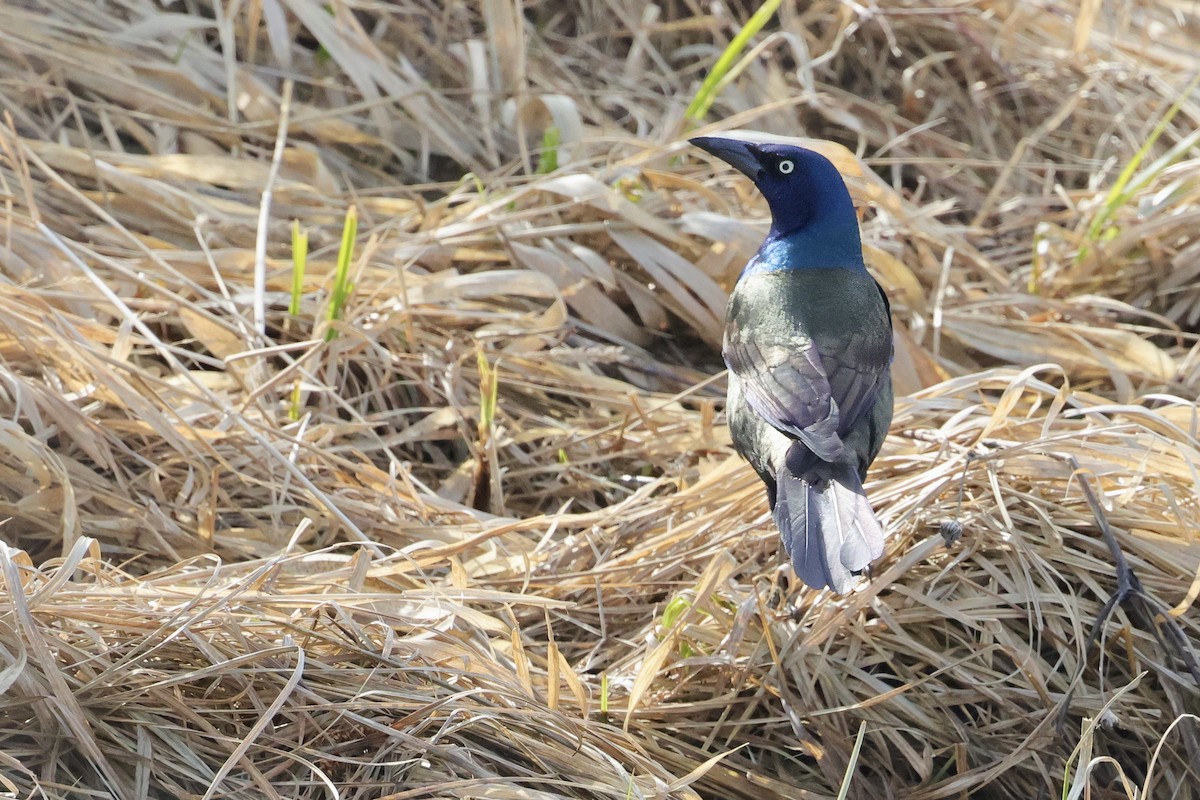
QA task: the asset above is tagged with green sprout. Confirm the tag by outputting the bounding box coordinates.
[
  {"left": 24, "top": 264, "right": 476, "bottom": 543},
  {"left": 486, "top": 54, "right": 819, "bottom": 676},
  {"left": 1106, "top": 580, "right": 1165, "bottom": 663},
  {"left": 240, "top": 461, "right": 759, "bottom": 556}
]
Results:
[
  {"left": 459, "top": 171, "right": 487, "bottom": 197},
  {"left": 660, "top": 593, "right": 697, "bottom": 658},
  {"left": 325, "top": 205, "right": 357, "bottom": 342},
  {"left": 289, "top": 220, "right": 307, "bottom": 317},
  {"left": 477, "top": 349, "right": 498, "bottom": 438},
  {"left": 287, "top": 381, "right": 302, "bottom": 422},
  {"left": 1076, "top": 72, "right": 1200, "bottom": 264},
  {"left": 287, "top": 220, "right": 311, "bottom": 420},
  {"left": 536, "top": 125, "right": 561, "bottom": 174},
  {"left": 685, "top": 0, "right": 783, "bottom": 123}
]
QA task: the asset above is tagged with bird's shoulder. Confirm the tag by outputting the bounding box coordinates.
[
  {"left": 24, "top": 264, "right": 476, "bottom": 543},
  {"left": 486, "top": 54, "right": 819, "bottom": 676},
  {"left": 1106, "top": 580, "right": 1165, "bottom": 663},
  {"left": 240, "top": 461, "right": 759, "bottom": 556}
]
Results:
[{"left": 728, "top": 267, "right": 886, "bottom": 319}]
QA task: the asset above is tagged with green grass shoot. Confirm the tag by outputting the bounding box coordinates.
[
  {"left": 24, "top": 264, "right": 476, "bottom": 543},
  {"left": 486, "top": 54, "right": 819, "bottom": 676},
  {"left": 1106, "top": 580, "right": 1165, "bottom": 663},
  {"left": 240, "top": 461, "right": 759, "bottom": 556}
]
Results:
[
  {"left": 660, "top": 594, "right": 691, "bottom": 630},
  {"left": 1075, "top": 72, "right": 1200, "bottom": 264},
  {"left": 684, "top": 0, "right": 782, "bottom": 123},
  {"left": 287, "top": 380, "right": 302, "bottom": 422},
  {"left": 661, "top": 593, "right": 696, "bottom": 658},
  {"left": 289, "top": 220, "right": 311, "bottom": 420},
  {"left": 325, "top": 205, "right": 357, "bottom": 342},
  {"left": 458, "top": 171, "right": 487, "bottom": 197},
  {"left": 536, "top": 125, "right": 560, "bottom": 174},
  {"left": 290, "top": 220, "right": 307, "bottom": 317},
  {"left": 477, "top": 349, "right": 498, "bottom": 437},
  {"left": 1028, "top": 222, "right": 1049, "bottom": 294}
]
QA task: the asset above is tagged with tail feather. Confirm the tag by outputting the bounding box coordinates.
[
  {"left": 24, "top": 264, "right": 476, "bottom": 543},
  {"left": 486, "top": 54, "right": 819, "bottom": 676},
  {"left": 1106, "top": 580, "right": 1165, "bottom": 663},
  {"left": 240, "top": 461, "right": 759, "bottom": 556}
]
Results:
[{"left": 774, "top": 443, "right": 885, "bottom": 593}]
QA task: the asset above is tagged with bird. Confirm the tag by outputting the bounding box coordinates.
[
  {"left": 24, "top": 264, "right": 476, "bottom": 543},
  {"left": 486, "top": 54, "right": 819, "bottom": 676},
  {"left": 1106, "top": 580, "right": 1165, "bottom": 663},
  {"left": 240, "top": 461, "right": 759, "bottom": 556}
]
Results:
[{"left": 690, "top": 131, "right": 894, "bottom": 593}]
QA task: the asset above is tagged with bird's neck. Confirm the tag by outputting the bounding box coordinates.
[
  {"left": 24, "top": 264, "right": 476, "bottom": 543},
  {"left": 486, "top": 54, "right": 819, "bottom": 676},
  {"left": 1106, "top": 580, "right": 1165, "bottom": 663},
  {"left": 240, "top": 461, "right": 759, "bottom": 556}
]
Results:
[{"left": 743, "top": 219, "right": 866, "bottom": 277}]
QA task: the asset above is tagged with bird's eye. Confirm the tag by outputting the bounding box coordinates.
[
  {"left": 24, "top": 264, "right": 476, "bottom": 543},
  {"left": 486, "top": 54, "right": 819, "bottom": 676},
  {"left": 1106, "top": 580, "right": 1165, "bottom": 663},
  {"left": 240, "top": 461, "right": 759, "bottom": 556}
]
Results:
[{"left": 778, "top": 159, "right": 795, "bottom": 175}]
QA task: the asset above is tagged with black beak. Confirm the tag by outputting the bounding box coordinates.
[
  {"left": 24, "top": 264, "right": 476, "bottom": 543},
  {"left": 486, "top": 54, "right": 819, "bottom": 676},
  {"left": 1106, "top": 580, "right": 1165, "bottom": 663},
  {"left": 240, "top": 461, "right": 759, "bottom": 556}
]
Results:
[{"left": 690, "top": 136, "right": 762, "bottom": 180}]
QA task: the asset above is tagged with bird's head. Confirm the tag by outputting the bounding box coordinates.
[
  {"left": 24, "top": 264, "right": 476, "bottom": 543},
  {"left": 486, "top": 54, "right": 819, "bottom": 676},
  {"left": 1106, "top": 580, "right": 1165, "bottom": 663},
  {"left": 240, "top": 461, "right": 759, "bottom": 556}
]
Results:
[{"left": 690, "top": 132, "right": 863, "bottom": 264}]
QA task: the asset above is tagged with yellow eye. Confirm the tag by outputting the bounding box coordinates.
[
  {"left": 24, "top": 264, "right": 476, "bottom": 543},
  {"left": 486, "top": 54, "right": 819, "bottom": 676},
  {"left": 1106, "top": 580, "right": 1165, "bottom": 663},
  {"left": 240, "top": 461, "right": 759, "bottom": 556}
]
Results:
[{"left": 778, "top": 159, "right": 795, "bottom": 174}]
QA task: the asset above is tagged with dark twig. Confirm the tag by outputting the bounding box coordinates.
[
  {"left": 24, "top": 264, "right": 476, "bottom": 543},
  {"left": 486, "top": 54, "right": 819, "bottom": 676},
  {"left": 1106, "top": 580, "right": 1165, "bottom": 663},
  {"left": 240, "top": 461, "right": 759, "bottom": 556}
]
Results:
[{"left": 1057, "top": 456, "right": 1200, "bottom": 745}]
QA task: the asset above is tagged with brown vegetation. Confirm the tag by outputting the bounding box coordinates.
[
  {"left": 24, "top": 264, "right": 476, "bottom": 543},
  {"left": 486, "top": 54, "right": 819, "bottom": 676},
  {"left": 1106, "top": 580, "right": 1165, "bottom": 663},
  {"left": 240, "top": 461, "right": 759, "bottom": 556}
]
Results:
[{"left": 0, "top": 1, "right": 1198, "bottom": 798}]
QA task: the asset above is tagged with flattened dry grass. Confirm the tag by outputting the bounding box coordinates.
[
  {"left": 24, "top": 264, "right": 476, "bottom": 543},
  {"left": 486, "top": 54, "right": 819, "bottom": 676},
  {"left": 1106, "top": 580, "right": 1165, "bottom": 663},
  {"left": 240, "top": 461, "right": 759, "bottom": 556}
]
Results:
[{"left": 0, "top": 1, "right": 1198, "bottom": 798}]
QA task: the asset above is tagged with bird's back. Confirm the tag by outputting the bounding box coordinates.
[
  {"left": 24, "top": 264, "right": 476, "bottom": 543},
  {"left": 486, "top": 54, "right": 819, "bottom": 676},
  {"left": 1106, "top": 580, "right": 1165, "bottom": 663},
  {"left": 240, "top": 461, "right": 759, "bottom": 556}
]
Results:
[
  {"left": 725, "top": 267, "right": 893, "bottom": 486},
  {"left": 727, "top": 268, "right": 892, "bottom": 393}
]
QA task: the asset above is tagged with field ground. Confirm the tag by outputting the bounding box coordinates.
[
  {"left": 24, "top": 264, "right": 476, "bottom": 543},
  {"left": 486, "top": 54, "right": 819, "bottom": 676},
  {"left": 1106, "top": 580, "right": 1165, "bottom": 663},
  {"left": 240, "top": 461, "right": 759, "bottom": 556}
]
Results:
[{"left": 0, "top": 2, "right": 1198, "bottom": 798}]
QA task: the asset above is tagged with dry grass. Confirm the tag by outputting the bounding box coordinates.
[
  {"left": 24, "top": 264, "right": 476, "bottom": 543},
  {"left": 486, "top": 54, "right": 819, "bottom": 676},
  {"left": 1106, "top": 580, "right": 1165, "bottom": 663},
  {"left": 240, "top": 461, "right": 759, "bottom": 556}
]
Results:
[{"left": 0, "top": 1, "right": 1198, "bottom": 798}]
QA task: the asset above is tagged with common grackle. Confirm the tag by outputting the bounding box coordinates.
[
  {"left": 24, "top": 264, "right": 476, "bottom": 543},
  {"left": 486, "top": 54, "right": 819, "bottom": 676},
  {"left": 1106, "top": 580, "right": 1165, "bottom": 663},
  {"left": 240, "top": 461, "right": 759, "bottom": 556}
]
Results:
[{"left": 691, "top": 132, "right": 894, "bottom": 593}]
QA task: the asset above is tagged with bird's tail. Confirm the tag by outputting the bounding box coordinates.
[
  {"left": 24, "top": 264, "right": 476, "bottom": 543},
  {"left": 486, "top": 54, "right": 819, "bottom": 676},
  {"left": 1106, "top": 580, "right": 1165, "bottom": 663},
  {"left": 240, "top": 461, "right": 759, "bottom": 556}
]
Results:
[{"left": 773, "top": 442, "right": 886, "bottom": 593}]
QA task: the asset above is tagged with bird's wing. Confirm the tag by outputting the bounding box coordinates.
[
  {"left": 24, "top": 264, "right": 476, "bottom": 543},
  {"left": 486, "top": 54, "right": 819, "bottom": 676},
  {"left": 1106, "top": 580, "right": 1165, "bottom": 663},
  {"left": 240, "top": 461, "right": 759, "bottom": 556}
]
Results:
[
  {"left": 820, "top": 326, "right": 890, "bottom": 439},
  {"left": 824, "top": 280, "right": 893, "bottom": 437},
  {"left": 724, "top": 312, "right": 890, "bottom": 463},
  {"left": 723, "top": 319, "right": 846, "bottom": 461}
]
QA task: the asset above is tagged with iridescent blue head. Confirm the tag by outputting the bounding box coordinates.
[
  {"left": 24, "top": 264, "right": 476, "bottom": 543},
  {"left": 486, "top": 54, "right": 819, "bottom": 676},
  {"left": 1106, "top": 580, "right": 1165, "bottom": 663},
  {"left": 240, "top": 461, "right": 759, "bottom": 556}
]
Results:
[{"left": 690, "top": 132, "right": 866, "bottom": 273}]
